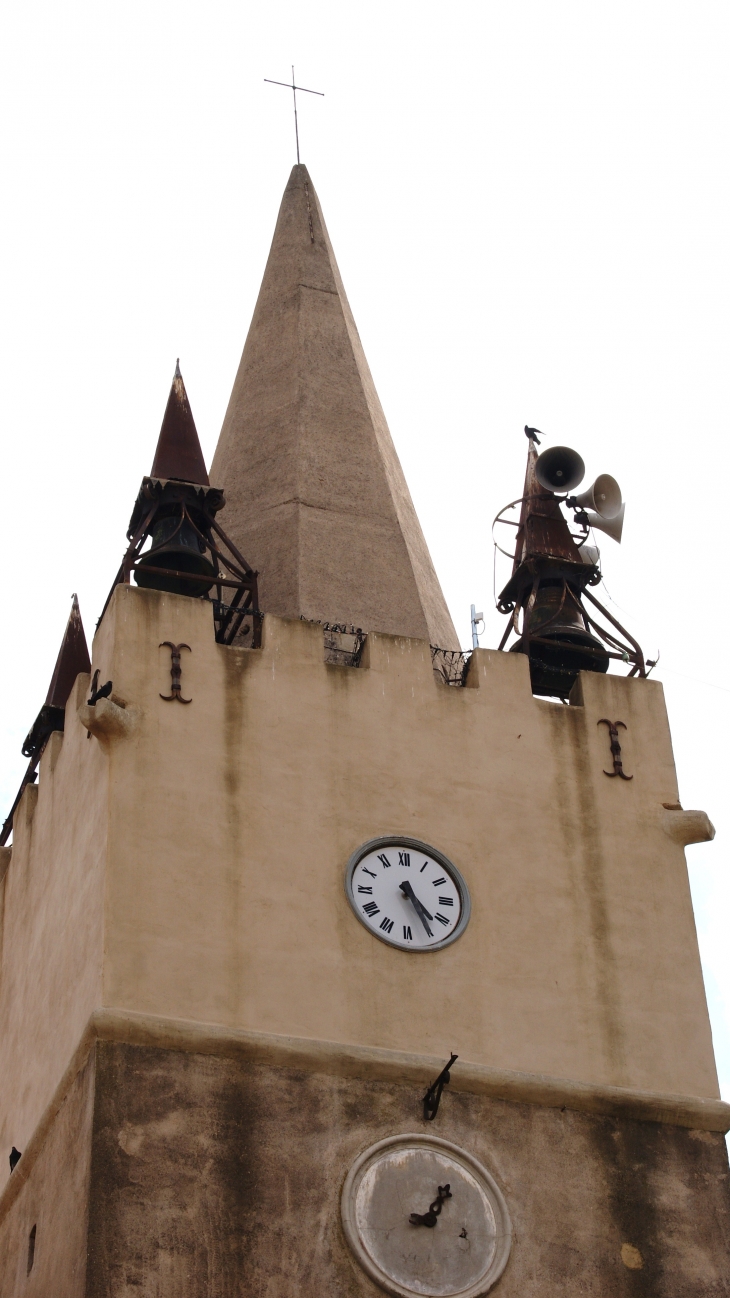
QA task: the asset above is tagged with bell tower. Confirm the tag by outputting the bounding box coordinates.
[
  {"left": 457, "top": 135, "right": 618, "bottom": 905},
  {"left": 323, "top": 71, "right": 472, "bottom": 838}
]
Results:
[{"left": 0, "top": 165, "right": 727, "bottom": 1298}]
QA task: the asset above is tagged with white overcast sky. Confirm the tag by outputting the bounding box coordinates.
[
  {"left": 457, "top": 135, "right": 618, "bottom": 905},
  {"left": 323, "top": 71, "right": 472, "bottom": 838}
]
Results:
[{"left": 1, "top": 2, "right": 729, "bottom": 1104}]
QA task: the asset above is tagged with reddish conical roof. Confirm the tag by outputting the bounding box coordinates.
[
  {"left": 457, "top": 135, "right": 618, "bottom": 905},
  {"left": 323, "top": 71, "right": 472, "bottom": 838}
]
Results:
[
  {"left": 511, "top": 441, "right": 582, "bottom": 572},
  {"left": 45, "top": 594, "right": 91, "bottom": 709},
  {"left": 150, "top": 361, "right": 209, "bottom": 486}
]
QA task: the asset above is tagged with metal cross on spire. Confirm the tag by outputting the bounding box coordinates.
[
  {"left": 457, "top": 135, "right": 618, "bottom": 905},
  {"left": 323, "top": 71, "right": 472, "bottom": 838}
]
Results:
[{"left": 264, "top": 66, "right": 324, "bottom": 164}]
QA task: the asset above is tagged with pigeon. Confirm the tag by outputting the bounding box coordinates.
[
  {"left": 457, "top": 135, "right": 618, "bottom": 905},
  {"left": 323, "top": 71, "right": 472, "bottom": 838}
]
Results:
[
  {"left": 87, "top": 679, "right": 112, "bottom": 707},
  {"left": 9, "top": 1147, "right": 21, "bottom": 1172},
  {"left": 524, "top": 425, "right": 543, "bottom": 444}
]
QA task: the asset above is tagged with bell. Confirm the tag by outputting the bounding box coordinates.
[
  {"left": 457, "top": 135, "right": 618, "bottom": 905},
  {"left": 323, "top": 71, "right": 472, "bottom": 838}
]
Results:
[
  {"left": 135, "top": 512, "right": 217, "bottom": 597},
  {"left": 511, "top": 580, "right": 609, "bottom": 697}
]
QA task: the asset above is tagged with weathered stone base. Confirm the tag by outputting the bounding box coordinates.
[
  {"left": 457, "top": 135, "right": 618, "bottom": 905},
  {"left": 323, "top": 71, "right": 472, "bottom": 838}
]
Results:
[{"left": 1, "top": 1032, "right": 729, "bottom": 1297}]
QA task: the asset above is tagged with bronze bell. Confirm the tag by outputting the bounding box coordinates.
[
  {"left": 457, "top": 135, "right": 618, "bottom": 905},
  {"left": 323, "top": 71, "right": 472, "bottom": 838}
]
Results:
[
  {"left": 135, "top": 512, "right": 217, "bottom": 598},
  {"left": 511, "top": 579, "right": 609, "bottom": 698}
]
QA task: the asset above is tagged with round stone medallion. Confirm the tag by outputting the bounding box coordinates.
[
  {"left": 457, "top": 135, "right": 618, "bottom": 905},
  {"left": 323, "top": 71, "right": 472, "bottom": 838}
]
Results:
[{"left": 341, "top": 1134, "right": 512, "bottom": 1298}]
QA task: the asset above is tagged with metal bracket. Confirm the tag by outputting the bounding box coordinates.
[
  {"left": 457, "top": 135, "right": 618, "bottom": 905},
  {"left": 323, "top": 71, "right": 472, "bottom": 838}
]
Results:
[
  {"left": 597, "top": 718, "right": 633, "bottom": 780},
  {"left": 423, "top": 1053, "right": 458, "bottom": 1120},
  {"left": 160, "top": 642, "right": 192, "bottom": 704}
]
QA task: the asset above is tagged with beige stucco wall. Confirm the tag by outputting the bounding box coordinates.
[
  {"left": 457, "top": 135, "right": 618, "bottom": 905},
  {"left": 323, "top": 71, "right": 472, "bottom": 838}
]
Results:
[
  {"left": 101, "top": 586, "right": 716, "bottom": 1089},
  {"left": 0, "top": 676, "right": 107, "bottom": 1185},
  {"left": 0, "top": 583, "right": 718, "bottom": 1191}
]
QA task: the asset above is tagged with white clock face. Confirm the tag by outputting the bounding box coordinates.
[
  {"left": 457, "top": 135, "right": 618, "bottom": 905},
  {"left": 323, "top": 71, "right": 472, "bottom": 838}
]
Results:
[{"left": 346, "top": 838, "right": 470, "bottom": 951}]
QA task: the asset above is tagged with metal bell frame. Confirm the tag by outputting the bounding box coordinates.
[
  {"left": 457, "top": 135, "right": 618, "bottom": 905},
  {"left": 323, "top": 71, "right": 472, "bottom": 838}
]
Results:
[
  {"left": 101, "top": 477, "right": 261, "bottom": 647},
  {"left": 493, "top": 493, "right": 650, "bottom": 696}
]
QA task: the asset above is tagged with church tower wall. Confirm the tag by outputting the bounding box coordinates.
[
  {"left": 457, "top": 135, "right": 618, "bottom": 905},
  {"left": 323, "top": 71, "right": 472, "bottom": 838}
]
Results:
[
  {"left": 2, "top": 587, "right": 726, "bottom": 1295},
  {"left": 1, "top": 581, "right": 720, "bottom": 1158},
  {"left": 0, "top": 673, "right": 105, "bottom": 1175},
  {"left": 89, "top": 583, "right": 715, "bottom": 1099}
]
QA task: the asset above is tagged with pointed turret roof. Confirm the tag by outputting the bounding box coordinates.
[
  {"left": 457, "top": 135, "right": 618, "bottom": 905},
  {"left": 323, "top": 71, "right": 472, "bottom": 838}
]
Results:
[
  {"left": 21, "top": 595, "right": 91, "bottom": 759},
  {"left": 151, "top": 361, "right": 209, "bottom": 485},
  {"left": 512, "top": 441, "right": 583, "bottom": 573},
  {"left": 45, "top": 594, "right": 91, "bottom": 709},
  {"left": 210, "top": 165, "right": 458, "bottom": 646}
]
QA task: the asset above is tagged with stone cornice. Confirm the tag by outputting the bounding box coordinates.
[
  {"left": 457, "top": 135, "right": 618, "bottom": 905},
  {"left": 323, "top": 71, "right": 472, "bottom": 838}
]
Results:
[{"left": 2, "top": 1007, "right": 728, "bottom": 1226}]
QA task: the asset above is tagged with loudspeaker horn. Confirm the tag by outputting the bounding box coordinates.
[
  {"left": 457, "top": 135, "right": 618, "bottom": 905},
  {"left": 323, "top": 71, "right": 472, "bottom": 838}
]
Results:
[
  {"left": 572, "top": 473, "right": 622, "bottom": 519},
  {"left": 535, "top": 445, "right": 585, "bottom": 493},
  {"left": 583, "top": 503, "right": 625, "bottom": 543}
]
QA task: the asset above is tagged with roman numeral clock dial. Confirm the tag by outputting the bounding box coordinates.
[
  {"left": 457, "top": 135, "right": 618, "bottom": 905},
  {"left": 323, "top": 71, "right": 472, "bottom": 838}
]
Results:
[{"left": 345, "top": 838, "right": 470, "bottom": 951}]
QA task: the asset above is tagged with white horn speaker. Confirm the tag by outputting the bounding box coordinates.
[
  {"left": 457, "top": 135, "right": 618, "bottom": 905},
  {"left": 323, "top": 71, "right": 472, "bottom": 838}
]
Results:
[
  {"left": 573, "top": 473, "right": 622, "bottom": 519},
  {"left": 583, "top": 503, "right": 625, "bottom": 543},
  {"left": 535, "top": 445, "right": 585, "bottom": 493}
]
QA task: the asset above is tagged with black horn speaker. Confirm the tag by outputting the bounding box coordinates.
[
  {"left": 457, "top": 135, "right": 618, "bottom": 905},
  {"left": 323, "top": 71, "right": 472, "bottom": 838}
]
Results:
[{"left": 535, "top": 445, "right": 585, "bottom": 493}]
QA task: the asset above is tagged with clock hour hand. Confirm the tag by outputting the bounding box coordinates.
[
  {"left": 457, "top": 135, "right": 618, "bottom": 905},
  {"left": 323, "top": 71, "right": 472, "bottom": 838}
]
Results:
[{"left": 400, "top": 880, "right": 434, "bottom": 937}]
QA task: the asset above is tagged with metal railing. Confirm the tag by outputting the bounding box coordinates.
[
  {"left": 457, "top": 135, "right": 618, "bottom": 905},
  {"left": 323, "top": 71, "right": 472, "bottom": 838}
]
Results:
[{"left": 431, "top": 647, "right": 472, "bottom": 687}]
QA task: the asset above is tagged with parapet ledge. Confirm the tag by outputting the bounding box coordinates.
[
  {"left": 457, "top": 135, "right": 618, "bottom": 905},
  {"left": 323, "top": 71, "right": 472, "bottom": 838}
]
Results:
[
  {"left": 464, "top": 647, "right": 532, "bottom": 693},
  {"left": 20, "top": 782, "right": 38, "bottom": 828},
  {"left": 9, "top": 783, "right": 39, "bottom": 851},
  {"left": 571, "top": 668, "right": 666, "bottom": 710},
  {"left": 259, "top": 616, "right": 437, "bottom": 683},
  {"left": 39, "top": 729, "right": 64, "bottom": 777},
  {"left": 258, "top": 613, "right": 329, "bottom": 664},
  {"left": 366, "top": 629, "right": 434, "bottom": 683},
  {"left": 660, "top": 804, "right": 715, "bottom": 847}
]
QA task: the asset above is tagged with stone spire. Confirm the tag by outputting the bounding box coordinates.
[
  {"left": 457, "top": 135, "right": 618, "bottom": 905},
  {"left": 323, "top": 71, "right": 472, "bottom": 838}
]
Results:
[
  {"left": 151, "top": 361, "right": 209, "bottom": 486},
  {"left": 210, "top": 165, "right": 458, "bottom": 646}
]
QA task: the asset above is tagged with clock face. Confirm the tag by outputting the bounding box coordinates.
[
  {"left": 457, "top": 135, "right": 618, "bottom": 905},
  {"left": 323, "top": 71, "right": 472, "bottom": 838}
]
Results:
[
  {"left": 341, "top": 1134, "right": 512, "bottom": 1298},
  {"left": 345, "top": 838, "right": 470, "bottom": 952}
]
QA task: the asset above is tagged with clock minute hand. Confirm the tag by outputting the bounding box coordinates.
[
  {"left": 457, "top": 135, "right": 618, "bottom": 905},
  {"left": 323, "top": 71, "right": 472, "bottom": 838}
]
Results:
[{"left": 400, "top": 880, "right": 434, "bottom": 937}]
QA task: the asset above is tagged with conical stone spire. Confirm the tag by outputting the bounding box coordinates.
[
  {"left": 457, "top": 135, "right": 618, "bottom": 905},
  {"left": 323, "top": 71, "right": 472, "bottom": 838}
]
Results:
[
  {"left": 151, "top": 361, "right": 209, "bottom": 486},
  {"left": 211, "top": 165, "right": 458, "bottom": 646}
]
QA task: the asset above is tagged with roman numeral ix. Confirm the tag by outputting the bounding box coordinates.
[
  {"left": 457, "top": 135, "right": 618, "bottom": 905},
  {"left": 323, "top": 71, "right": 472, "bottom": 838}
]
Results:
[{"left": 357, "top": 886, "right": 373, "bottom": 894}]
